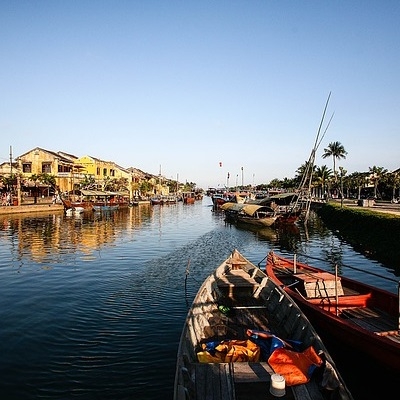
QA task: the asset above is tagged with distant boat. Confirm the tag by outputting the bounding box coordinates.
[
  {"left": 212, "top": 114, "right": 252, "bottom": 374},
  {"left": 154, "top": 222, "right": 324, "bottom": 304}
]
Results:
[
  {"left": 174, "top": 249, "right": 353, "bottom": 400},
  {"left": 62, "top": 199, "right": 93, "bottom": 211},
  {"left": 150, "top": 196, "right": 163, "bottom": 205},
  {"left": 92, "top": 203, "right": 119, "bottom": 212},
  {"left": 65, "top": 206, "right": 84, "bottom": 216},
  {"left": 182, "top": 192, "right": 195, "bottom": 204},
  {"left": 221, "top": 202, "right": 278, "bottom": 227},
  {"left": 63, "top": 189, "right": 129, "bottom": 211}
]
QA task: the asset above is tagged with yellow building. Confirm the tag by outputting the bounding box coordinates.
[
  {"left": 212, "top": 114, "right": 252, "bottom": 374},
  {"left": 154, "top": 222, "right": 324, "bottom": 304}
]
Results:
[
  {"left": 7, "top": 147, "right": 169, "bottom": 202},
  {"left": 16, "top": 147, "right": 77, "bottom": 194},
  {"left": 74, "top": 155, "right": 131, "bottom": 188}
]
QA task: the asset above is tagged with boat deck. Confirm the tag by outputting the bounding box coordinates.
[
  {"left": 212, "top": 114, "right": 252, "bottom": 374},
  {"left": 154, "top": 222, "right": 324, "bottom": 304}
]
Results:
[
  {"left": 194, "top": 361, "right": 323, "bottom": 400},
  {"left": 273, "top": 266, "right": 400, "bottom": 341},
  {"left": 341, "top": 307, "right": 400, "bottom": 342}
]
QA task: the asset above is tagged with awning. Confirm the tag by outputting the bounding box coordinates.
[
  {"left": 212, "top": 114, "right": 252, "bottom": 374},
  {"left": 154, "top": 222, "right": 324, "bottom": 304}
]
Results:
[
  {"left": 241, "top": 204, "right": 275, "bottom": 216},
  {"left": 80, "top": 190, "right": 129, "bottom": 197},
  {"left": 220, "top": 202, "right": 244, "bottom": 212}
]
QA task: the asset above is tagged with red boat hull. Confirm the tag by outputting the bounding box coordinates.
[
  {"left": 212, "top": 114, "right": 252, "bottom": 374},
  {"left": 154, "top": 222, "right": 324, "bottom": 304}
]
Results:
[{"left": 265, "top": 251, "right": 400, "bottom": 372}]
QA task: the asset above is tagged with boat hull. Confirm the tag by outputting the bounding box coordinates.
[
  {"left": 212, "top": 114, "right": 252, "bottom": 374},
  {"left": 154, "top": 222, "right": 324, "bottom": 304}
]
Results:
[
  {"left": 265, "top": 251, "right": 400, "bottom": 372},
  {"left": 174, "top": 249, "right": 353, "bottom": 400}
]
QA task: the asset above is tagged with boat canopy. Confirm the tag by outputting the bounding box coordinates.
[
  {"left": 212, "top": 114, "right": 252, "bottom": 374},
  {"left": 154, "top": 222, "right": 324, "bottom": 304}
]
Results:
[
  {"left": 241, "top": 204, "right": 275, "bottom": 216},
  {"left": 220, "top": 202, "right": 244, "bottom": 212},
  {"left": 80, "top": 190, "right": 129, "bottom": 197}
]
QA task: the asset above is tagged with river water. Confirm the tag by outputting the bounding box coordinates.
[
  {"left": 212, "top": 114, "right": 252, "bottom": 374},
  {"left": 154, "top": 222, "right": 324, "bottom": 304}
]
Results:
[{"left": 0, "top": 197, "right": 398, "bottom": 400}]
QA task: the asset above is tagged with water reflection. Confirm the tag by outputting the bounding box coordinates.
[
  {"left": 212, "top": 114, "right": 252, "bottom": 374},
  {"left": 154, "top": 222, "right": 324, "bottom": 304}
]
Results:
[
  {"left": 0, "top": 201, "right": 398, "bottom": 400},
  {"left": 0, "top": 207, "right": 155, "bottom": 265}
]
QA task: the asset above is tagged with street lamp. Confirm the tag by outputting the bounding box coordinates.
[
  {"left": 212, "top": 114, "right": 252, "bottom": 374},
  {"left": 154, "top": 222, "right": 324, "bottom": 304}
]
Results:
[{"left": 241, "top": 167, "right": 244, "bottom": 189}]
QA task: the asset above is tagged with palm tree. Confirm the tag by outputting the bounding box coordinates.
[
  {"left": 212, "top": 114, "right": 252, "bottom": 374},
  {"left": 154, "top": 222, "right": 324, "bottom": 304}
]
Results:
[
  {"left": 322, "top": 141, "right": 347, "bottom": 182},
  {"left": 347, "top": 172, "right": 368, "bottom": 200},
  {"left": 384, "top": 170, "right": 400, "bottom": 201},
  {"left": 314, "top": 165, "right": 332, "bottom": 199},
  {"left": 368, "top": 166, "right": 388, "bottom": 198}
]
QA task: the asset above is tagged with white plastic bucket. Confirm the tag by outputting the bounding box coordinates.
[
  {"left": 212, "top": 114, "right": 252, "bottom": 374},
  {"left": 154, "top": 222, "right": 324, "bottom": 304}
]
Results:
[{"left": 270, "top": 373, "right": 286, "bottom": 397}]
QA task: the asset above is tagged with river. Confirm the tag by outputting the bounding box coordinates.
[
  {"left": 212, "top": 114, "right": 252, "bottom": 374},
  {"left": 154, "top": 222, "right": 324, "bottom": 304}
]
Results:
[{"left": 0, "top": 197, "right": 398, "bottom": 400}]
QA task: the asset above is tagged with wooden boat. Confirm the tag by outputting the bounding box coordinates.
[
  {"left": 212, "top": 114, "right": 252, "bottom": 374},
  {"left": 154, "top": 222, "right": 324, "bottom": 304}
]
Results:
[
  {"left": 265, "top": 250, "right": 400, "bottom": 372},
  {"left": 221, "top": 202, "right": 278, "bottom": 227},
  {"left": 275, "top": 208, "right": 303, "bottom": 225},
  {"left": 150, "top": 196, "right": 163, "bottom": 205},
  {"left": 211, "top": 193, "right": 231, "bottom": 210},
  {"left": 92, "top": 202, "right": 119, "bottom": 212},
  {"left": 130, "top": 199, "right": 151, "bottom": 206},
  {"left": 65, "top": 206, "right": 84, "bottom": 216},
  {"left": 62, "top": 198, "right": 94, "bottom": 211},
  {"left": 182, "top": 192, "right": 196, "bottom": 204},
  {"left": 174, "top": 249, "right": 353, "bottom": 400},
  {"left": 249, "top": 193, "right": 303, "bottom": 225},
  {"left": 78, "top": 190, "right": 130, "bottom": 211}
]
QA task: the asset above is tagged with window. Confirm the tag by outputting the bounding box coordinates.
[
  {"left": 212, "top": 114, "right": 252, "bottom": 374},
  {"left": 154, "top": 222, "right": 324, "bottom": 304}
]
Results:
[
  {"left": 58, "top": 165, "right": 71, "bottom": 173},
  {"left": 42, "top": 163, "right": 52, "bottom": 173},
  {"left": 22, "top": 163, "right": 32, "bottom": 173},
  {"left": 103, "top": 168, "right": 107, "bottom": 176}
]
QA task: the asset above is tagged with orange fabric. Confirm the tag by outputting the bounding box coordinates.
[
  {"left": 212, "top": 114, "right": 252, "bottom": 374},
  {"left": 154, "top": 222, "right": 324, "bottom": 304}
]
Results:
[
  {"left": 197, "top": 339, "right": 260, "bottom": 363},
  {"left": 268, "top": 346, "right": 322, "bottom": 386}
]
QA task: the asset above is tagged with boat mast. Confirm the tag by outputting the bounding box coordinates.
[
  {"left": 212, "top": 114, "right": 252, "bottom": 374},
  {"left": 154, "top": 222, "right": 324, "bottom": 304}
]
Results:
[{"left": 301, "top": 92, "right": 334, "bottom": 224}]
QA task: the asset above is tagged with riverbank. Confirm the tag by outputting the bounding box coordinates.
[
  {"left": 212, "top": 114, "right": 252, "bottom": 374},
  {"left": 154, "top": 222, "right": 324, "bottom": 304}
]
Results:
[
  {"left": 316, "top": 201, "right": 400, "bottom": 268},
  {"left": 0, "top": 203, "right": 64, "bottom": 215}
]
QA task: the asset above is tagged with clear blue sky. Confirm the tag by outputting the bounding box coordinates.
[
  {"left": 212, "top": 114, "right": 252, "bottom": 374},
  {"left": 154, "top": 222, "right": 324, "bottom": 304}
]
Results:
[{"left": 1, "top": 0, "right": 399, "bottom": 189}]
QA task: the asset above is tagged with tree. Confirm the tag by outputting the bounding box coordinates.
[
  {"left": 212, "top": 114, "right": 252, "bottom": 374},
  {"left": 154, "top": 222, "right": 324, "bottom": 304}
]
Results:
[
  {"left": 322, "top": 141, "right": 347, "bottom": 182},
  {"left": 384, "top": 170, "right": 400, "bottom": 201},
  {"left": 314, "top": 165, "right": 332, "bottom": 198},
  {"left": 347, "top": 172, "right": 368, "bottom": 200},
  {"left": 368, "top": 166, "right": 388, "bottom": 199}
]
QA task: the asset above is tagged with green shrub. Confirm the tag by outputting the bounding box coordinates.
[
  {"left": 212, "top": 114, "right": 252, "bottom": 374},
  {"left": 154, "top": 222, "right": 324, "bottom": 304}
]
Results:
[{"left": 315, "top": 203, "right": 400, "bottom": 268}]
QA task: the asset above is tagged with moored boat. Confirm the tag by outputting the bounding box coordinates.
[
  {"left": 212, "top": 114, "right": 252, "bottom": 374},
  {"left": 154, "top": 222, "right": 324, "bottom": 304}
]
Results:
[
  {"left": 265, "top": 250, "right": 400, "bottom": 373},
  {"left": 92, "top": 202, "right": 119, "bottom": 212},
  {"left": 182, "top": 192, "right": 196, "bottom": 204},
  {"left": 221, "top": 202, "right": 278, "bottom": 227},
  {"left": 150, "top": 196, "right": 163, "bottom": 205},
  {"left": 174, "top": 249, "right": 353, "bottom": 400},
  {"left": 65, "top": 206, "right": 85, "bottom": 216},
  {"left": 62, "top": 198, "right": 94, "bottom": 211}
]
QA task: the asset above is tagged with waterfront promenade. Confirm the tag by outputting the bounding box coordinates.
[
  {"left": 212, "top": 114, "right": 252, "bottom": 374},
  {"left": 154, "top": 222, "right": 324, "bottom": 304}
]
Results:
[{"left": 0, "top": 197, "right": 64, "bottom": 215}]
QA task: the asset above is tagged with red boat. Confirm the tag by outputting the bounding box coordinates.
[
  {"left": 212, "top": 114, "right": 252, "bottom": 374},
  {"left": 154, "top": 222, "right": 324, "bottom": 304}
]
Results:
[
  {"left": 265, "top": 250, "right": 400, "bottom": 372},
  {"left": 62, "top": 198, "right": 94, "bottom": 211},
  {"left": 182, "top": 192, "right": 195, "bottom": 204}
]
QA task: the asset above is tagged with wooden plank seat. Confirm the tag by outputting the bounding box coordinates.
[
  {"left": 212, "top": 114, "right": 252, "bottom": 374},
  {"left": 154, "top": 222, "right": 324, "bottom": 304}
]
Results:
[
  {"left": 294, "top": 272, "right": 344, "bottom": 298},
  {"left": 340, "top": 307, "right": 399, "bottom": 340},
  {"left": 217, "top": 270, "right": 260, "bottom": 298}
]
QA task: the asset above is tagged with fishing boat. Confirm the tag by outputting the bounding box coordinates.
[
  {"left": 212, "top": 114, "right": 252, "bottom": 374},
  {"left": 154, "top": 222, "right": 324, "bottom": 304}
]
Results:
[
  {"left": 174, "top": 249, "right": 353, "bottom": 400},
  {"left": 265, "top": 250, "right": 400, "bottom": 372},
  {"left": 182, "top": 192, "right": 196, "bottom": 204},
  {"left": 62, "top": 198, "right": 94, "bottom": 211},
  {"left": 221, "top": 202, "right": 278, "bottom": 227},
  {"left": 64, "top": 206, "right": 85, "bottom": 216},
  {"left": 150, "top": 196, "right": 163, "bottom": 205},
  {"left": 92, "top": 202, "right": 119, "bottom": 212}
]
